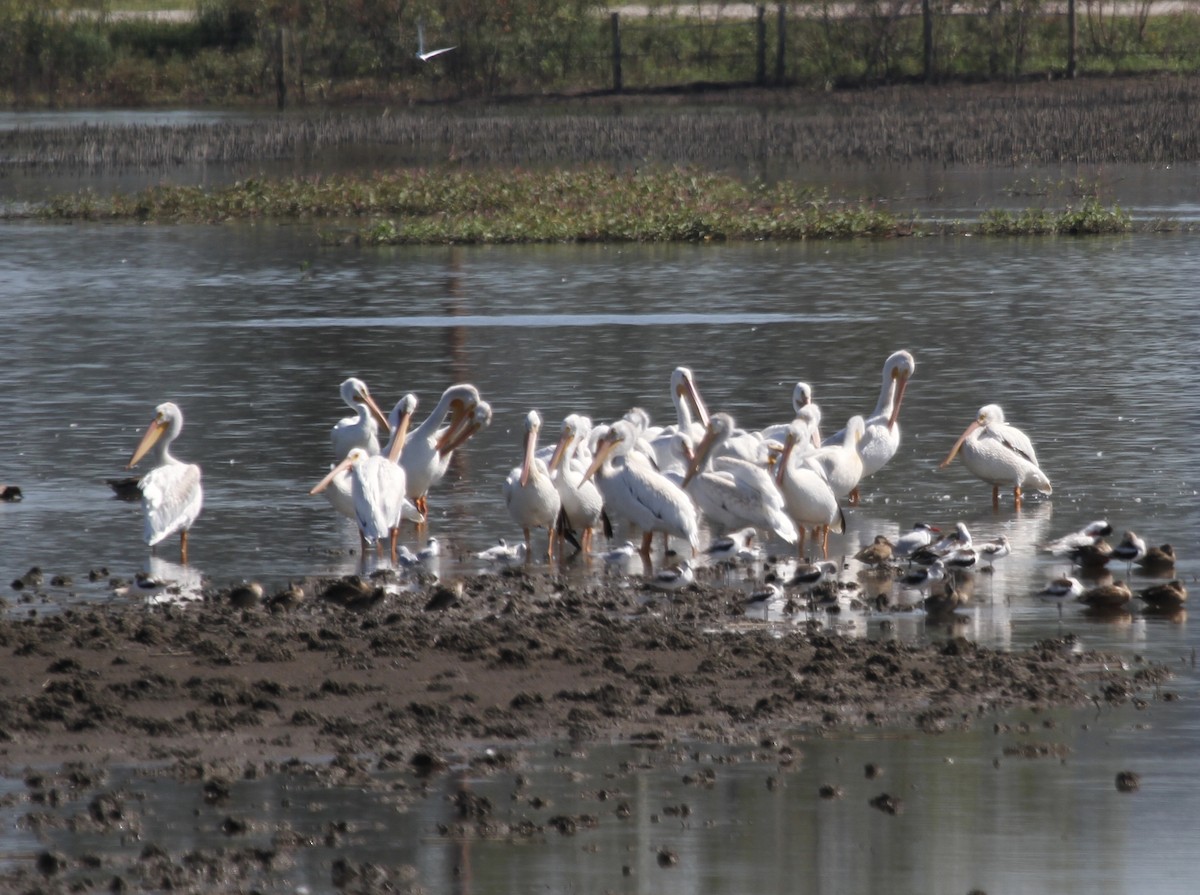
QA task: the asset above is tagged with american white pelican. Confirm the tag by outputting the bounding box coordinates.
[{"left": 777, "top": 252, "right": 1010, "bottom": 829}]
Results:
[
  {"left": 774, "top": 419, "right": 845, "bottom": 559},
  {"left": 545, "top": 414, "right": 605, "bottom": 555},
  {"left": 416, "top": 19, "right": 455, "bottom": 61},
  {"left": 323, "top": 394, "right": 421, "bottom": 536},
  {"left": 582, "top": 419, "right": 700, "bottom": 563},
  {"left": 893, "top": 522, "right": 941, "bottom": 558},
  {"left": 682, "top": 413, "right": 798, "bottom": 546},
  {"left": 760, "top": 382, "right": 822, "bottom": 447},
  {"left": 310, "top": 446, "right": 411, "bottom": 563},
  {"left": 1043, "top": 520, "right": 1112, "bottom": 556},
  {"left": 803, "top": 415, "right": 865, "bottom": 501},
  {"left": 399, "top": 383, "right": 480, "bottom": 516},
  {"left": 331, "top": 377, "right": 391, "bottom": 460},
  {"left": 648, "top": 366, "right": 711, "bottom": 471},
  {"left": 503, "top": 410, "right": 562, "bottom": 561},
  {"left": 126, "top": 401, "right": 203, "bottom": 564},
  {"left": 940, "top": 404, "right": 1052, "bottom": 509},
  {"left": 828, "top": 350, "right": 915, "bottom": 504}
]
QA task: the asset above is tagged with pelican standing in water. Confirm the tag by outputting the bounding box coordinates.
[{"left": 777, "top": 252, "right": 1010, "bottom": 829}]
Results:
[
  {"left": 824, "top": 350, "right": 915, "bottom": 504},
  {"left": 331, "top": 377, "right": 392, "bottom": 460},
  {"left": 126, "top": 402, "right": 203, "bottom": 564},
  {"left": 399, "top": 383, "right": 481, "bottom": 517},
  {"left": 940, "top": 403, "right": 1052, "bottom": 509},
  {"left": 310, "top": 442, "right": 414, "bottom": 564},
  {"left": 681, "top": 412, "right": 798, "bottom": 546},
  {"left": 804, "top": 415, "right": 865, "bottom": 501},
  {"left": 774, "top": 417, "right": 845, "bottom": 558},
  {"left": 582, "top": 419, "right": 699, "bottom": 565},
  {"left": 545, "top": 414, "right": 605, "bottom": 555},
  {"left": 503, "top": 410, "right": 561, "bottom": 561}
]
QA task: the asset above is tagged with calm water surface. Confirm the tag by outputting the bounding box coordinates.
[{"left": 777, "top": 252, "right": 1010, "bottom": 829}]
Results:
[{"left": 1, "top": 213, "right": 1198, "bottom": 890}]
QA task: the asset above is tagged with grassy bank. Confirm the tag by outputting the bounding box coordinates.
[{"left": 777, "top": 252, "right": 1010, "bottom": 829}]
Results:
[{"left": 24, "top": 166, "right": 1136, "bottom": 243}]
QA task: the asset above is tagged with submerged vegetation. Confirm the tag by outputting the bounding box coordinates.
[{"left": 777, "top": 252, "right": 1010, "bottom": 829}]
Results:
[{"left": 26, "top": 167, "right": 1137, "bottom": 244}]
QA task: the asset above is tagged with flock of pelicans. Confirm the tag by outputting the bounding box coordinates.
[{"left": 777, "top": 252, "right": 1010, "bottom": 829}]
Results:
[{"left": 91, "top": 346, "right": 1185, "bottom": 616}]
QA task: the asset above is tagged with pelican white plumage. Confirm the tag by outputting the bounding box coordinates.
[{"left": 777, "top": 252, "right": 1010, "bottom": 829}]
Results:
[
  {"left": 582, "top": 419, "right": 700, "bottom": 563},
  {"left": 416, "top": 19, "right": 456, "bottom": 61},
  {"left": 648, "top": 366, "right": 711, "bottom": 472},
  {"left": 320, "top": 395, "right": 420, "bottom": 550},
  {"left": 331, "top": 377, "right": 391, "bottom": 461},
  {"left": 803, "top": 415, "right": 865, "bottom": 500},
  {"left": 774, "top": 418, "right": 845, "bottom": 559},
  {"left": 759, "top": 381, "right": 822, "bottom": 447},
  {"left": 545, "top": 414, "right": 605, "bottom": 555},
  {"left": 940, "top": 403, "right": 1052, "bottom": 508},
  {"left": 399, "top": 384, "right": 480, "bottom": 516},
  {"left": 503, "top": 410, "right": 561, "bottom": 561},
  {"left": 311, "top": 441, "right": 413, "bottom": 563},
  {"left": 828, "top": 350, "right": 915, "bottom": 503},
  {"left": 126, "top": 402, "right": 203, "bottom": 563},
  {"left": 681, "top": 412, "right": 797, "bottom": 545}
]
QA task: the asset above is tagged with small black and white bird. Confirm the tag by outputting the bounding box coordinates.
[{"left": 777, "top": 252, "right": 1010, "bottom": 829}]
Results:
[
  {"left": 892, "top": 522, "right": 941, "bottom": 558},
  {"left": 647, "top": 561, "right": 695, "bottom": 593}
]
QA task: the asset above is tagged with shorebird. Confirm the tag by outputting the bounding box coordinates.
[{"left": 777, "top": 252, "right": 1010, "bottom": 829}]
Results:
[
  {"left": 1038, "top": 576, "right": 1084, "bottom": 617},
  {"left": 1137, "top": 579, "right": 1187, "bottom": 610},
  {"left": 647, "top": 560, "right": 695, "bottom": 593},
  {"left": 1135, "top": 543, "right": 1176, "bottom": 575},
  {"left": 893, "top": 522, "right": 941, "bottom": 558},
  {"left": 854, "top": 535, "right": 894, "bottom": 567},
  {"left": 476, "top": 538, "right": 526, "bottom": 565},
  {"left": 1043, "top": 520, "right": 1112, "bottom": 556}
]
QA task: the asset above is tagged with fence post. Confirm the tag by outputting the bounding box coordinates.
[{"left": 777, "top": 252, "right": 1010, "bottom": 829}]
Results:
[
  {"left": 756, "top": 6, "right": 766, "bottom": 86},
  {"left": 275, "top": 25, "right": 287, "bottom": 110},
  {"left": 1066, "top": 0, "right": 1077, "bottom": 78},
  {"left": 775, "top": 4, "right": 786, "bottom": 85},
  {"left": 922, "top": 0, "right": 933, "bottom": 83},
  {"left": 611, "top": 12, "right": 623, "bottom": 93}
]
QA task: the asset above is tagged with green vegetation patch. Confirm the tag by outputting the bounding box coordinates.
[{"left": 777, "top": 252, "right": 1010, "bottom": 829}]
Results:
[{"left": 30, "top": 166, "right": 1135, "bottom": 244}]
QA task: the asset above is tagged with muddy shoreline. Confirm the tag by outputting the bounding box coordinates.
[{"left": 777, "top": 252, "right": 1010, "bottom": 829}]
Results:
[{"left": 0, "top": 567, "right": 1177, "bottom": 892}]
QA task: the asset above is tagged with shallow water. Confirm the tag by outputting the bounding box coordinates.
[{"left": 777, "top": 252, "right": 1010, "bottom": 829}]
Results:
[{"left": 1, "top": 180, "right": 1199, "bottom": 890}]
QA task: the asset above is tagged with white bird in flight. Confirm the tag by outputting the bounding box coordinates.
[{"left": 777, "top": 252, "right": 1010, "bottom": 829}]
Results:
[{"left": 417, "top": 20, "right": 456, "bottom": 61}]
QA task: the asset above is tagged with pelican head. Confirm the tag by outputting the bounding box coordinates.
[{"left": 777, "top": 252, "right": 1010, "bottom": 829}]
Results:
[
  {"left": 671, "top": 366, "right": 710, "bottom": 429},
  {"left": 940, "top": 404, "right": 997, "bottom": 468},
  {"left": 884, "top": 350, "right": 916, "bottom": 430},
  {"left": 127, "top": 401, "right": 184, "bottom": 469},
  {"left": 310, "top": 447, "right": 369, "bottom": 495},
  {"left": 519, "top": 410, "right": 543, "bottom": 486},
  {"left": 339, "top": 377, "right": 392, "bottom": 436}
]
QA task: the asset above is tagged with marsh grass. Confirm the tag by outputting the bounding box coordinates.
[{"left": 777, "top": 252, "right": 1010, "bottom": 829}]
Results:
[{"left": 28, "top": 166, "right": 1135, "bottom": 244}]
